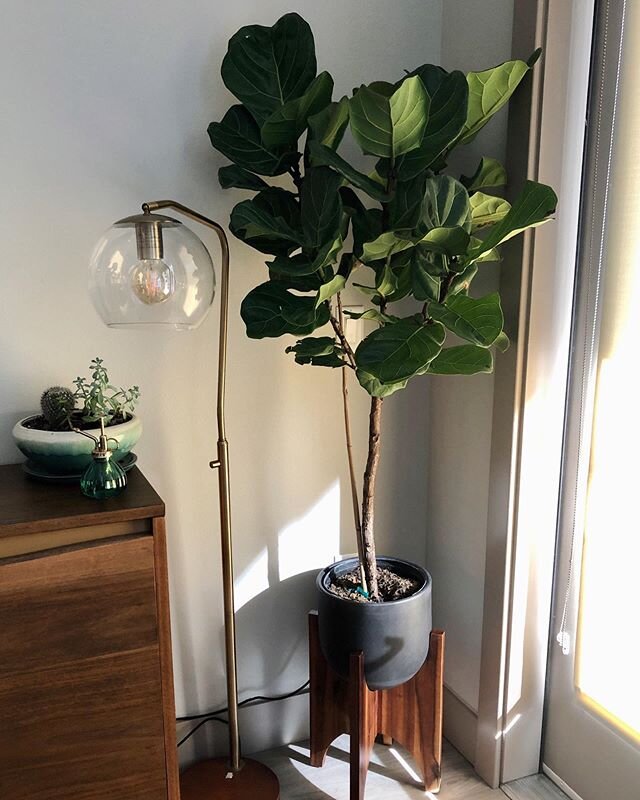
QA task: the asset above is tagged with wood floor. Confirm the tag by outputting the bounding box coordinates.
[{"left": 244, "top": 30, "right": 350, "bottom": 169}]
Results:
[
  {"left": 257, "top": 736, "right": 506, "bottom": 799},
  {"left": 502, "top": 773, "right": 570, "bottom": 800}
]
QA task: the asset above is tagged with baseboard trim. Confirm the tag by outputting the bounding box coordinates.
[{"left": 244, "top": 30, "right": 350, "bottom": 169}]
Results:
[
  {"left": 443, "top": 684, "right": 477, "bottom": 765},
  {"left": 542, "top": 764, "right": 584, "bottom": 800}
]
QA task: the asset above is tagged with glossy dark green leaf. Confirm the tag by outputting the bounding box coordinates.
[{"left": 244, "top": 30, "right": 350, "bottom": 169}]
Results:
[
  {"left": 422, "top": 175, "right": 472, "bottom": 232},
  {"left": 356, "top": 369, "right": 408, "bottom": 397},
  {"left": 208, "top": 105, "right": 295, "bottom": 176},
  {"left": 447, "top": 263, "right": 478, "bottom": 296},
  {"left": 261, "top": 72, "right": 334, "bottom": 148},
  {"left": 269, "top": 235, "right": 342, "bottom": 277},
  {"left": 241, "top": 282, "right": 329, "bottom": 338},
  {"left": 285, "top": 336, "right": 345, "bottom": 365},
  {"left": 387, "top": 173, "right": 427, "bottom": 230},
  {"left": 308, "top": 97, "right": 350, "bottom": 150},
  {"left": 461, "top": 157, "right": 507, "bottom": 192},
  {"left": 349, "top": 76, "right": 429, "bottom": 157},
  {"left": 470, "top": 192, "right": 511, "bottom": 229},
  {"left": 286, "top": 336, "right": 336, "bottom": 357},
  {"left": 230, "top": 188, "right": 301, "bottom": 254},
  {"left": 459, "top": 57, "right": 532, "bottom": 145},
  {"left": 301, "top": 166, "right": 343, "bottom": 248},
  {"left": 494, "top": 331, "right": 510, "bottom": 352},
  {"left": 221, "top": 13, "right": 317, "bottom": 125},
  {"left": 429, "top": 292, "right": 503, "bottom": 346},
  {"left": 428, "top": 345, "right": 493, "bottom": 374},
  {"left": 308, "top": 142, "right": 390, "bottom": 201},
  {"left": 411, "top": 250, "right": 440, "bottom": 302},
  {"left": 468, "top": 180, "right": 557, "bottom": 259},
  {"left": 355, "top": 317, "right": 445, "bottom": 384},
  {"left": 218, "top": 165, "right": 268, "bottom": 191},
  {"left": 418, "top": 226, "right": 470, "bottom": 256},
  {"left": 389, "top": 68, "right": 468, "bottom": 180},
  {"left": 361, "top": 231, "right": 414, "bottom": 264},
  {"left": 315, "top": 274, "right": 346, "bottom": 307}
]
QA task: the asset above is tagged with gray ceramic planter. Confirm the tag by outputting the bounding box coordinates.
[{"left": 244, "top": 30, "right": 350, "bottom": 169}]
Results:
[
  {"left": 316, "top": 556, "right": 432, "bottom": 690},
  {"left": 12, "top": 414, "right": 142, "bottom": 475}
]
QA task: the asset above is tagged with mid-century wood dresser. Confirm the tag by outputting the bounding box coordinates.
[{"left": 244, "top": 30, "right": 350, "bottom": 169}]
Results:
[{"left": 0, "top": 463, "right": 179, "bottom": 800}]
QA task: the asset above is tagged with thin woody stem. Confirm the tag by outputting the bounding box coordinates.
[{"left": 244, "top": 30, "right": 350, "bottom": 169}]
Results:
[{"left": 336, "top": 295, "right": 367, "bottom": 593}]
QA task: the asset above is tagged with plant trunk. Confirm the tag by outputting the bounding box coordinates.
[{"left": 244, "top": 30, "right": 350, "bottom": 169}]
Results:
[{"left": 360, "top": 396, "right": 383, "bottom": 601}]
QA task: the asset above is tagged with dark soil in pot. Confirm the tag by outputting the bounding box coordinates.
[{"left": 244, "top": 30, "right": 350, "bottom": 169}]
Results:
[
  {"left": 328, "top": 565, "right": 419, "bottom": 602},
  {"left": 22, "top": 411, "right": 131, "bottom": 432},
  {"left": 317, "top": 556, "right": 432, "bottom": 690}
]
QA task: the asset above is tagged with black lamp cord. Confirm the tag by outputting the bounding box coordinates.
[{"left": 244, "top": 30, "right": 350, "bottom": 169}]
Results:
[{"left": 176, "top": 679, "right": 310, "bottom": 747}]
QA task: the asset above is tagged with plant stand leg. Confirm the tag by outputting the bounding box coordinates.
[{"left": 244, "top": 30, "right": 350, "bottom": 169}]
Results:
[
  {"left": 308, "top": 612, "right": 445, "bottom": 796},
  {"left": 378, "top": 630, "right": 445, "bottom": 792},
  {"left": 309, "top": 611, "right": 350, "bottom": 767},
  {"left": 350, "top": 650, "right": 378, "bottom": 800}
]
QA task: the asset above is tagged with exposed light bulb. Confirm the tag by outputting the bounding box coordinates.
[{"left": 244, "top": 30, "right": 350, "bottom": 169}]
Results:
[{"left": 130, "top": 259, "right": 175, "bottom": 305}]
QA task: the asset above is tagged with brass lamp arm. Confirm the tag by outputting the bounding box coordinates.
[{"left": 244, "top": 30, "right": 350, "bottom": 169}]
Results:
[{"left": 141, "top": 199, "right": 240, "bottom": 774}]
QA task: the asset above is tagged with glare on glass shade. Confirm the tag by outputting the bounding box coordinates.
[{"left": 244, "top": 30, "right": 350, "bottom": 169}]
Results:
[{"left": 89, "top": 212, "right": 215, "bottom": 329}]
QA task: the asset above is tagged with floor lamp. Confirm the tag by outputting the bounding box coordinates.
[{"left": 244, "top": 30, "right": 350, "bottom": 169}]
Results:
[{"left": 88, "top": 200, "right": 280, "bottom": 799}]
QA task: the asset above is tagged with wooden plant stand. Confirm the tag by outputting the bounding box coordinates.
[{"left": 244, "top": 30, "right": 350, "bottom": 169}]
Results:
[{"left": 308, "top": 611, "right": 444, "bottom": 800}]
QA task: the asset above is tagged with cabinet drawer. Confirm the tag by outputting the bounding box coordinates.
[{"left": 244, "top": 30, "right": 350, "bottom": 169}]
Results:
[{"left": 0, "top": 535, "right": 169, "bottom": 800}]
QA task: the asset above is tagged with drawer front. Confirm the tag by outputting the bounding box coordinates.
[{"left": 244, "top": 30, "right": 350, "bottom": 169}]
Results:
[{"left": 0, "top": 536, "right": 168, "bottom": 800}]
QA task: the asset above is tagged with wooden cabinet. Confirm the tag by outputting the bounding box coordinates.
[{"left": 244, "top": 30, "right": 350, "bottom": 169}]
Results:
[{"left": 0, "top": 465, "right": 179, "bottom": 800}]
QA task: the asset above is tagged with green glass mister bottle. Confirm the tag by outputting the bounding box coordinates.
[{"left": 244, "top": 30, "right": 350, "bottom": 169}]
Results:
[{"left": 74, "top": 418, "right": 127, "bottom": 499}]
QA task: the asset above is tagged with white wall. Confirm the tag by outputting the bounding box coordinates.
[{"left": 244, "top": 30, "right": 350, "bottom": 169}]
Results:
[
  {"left": 0, "top": 0, "right": 443, "bottom": 760},
  {"left": 428, "top": 0, "right": 515, "bottom": 713}
]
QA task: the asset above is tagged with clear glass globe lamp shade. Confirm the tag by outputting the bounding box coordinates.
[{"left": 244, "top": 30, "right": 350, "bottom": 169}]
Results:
[{"left": 88, "top": 213, "right": 216, "bottom": 330}]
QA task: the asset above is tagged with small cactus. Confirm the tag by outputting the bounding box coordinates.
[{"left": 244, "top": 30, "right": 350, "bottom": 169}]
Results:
[{"left": 40, "top": 386, "right": 75, "bottom": 429}]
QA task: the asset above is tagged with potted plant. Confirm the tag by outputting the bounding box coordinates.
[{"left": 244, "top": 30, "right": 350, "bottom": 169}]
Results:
[
  {"left": 13, "top": 357, "right": 141, "bottom": 476},
  {"left": 208, "top": 13, "right": 556, "bottom": 689}
]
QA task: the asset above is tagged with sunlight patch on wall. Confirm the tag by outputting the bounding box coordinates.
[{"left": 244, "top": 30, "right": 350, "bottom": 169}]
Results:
[
  {"left": 234, "top": 547, "right": 269, "bottom": 612},
  {"left": 278, "top": 480, "right": 341, "bottom": 581}
]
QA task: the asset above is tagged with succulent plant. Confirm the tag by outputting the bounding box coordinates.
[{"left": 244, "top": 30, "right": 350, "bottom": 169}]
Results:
[{"left": 40, "top": 386, "right": 75, "bottom": 429}]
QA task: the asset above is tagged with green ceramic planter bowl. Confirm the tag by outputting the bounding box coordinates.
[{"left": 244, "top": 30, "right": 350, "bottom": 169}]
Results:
[{"left": 12, "top": 414, "right": 142, "bottom": 475}]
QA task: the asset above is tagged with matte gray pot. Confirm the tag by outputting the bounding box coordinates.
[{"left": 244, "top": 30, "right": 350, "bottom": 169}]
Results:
[{"left": 316, "top": 556, "right": 432, "bottom": 690}]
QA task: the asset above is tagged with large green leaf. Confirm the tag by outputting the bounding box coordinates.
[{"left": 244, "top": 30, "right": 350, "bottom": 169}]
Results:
[
  {"left": 315, "top": 274, "right": 346, "bottom": 307},
  {"left": 422, "top": 175, "right": 472, "bottom": 231},
  {"left": 349, "top": 76, "right": 429, "bottom": 158},
  {"left": 218, "top": 165, "right": 268, "bottom": 191},
  {"left": 387, "top": 173, "right": 427, "bottom": 230},
  {"left": 361, "top": 231, "right": 414, "bottom": 264},
  {"left": 470, "top": 192, "right": 511, "bottom": 230},
  {"left": 391, "top": 68, "right": 469, "bottom": 180},
  {"left": 362, "top": 225, "right": 470, "bottom": 263},
  {"left": 468, "top": 180, "right": 557, "bottom": 259},
  {"left": 308, "top": 142, "right": 390, "bottom": 201},
  {"left": 307, "top": 97, "right": 350, "bottom": 150},
  {"left": 428, "top": 345, "right": 493, "bottom": 374},
  {"left": 221, "top": 12, "right": 317, "bottom": 125},
  {"left": 458, "top": 55, "right": 535, "bottom": 145},
  {"left": 301, "top": 166, "right": 343, "bottom": 248},
  {"left": 461, "top": 157, "right": 507, "bottom": 192},
  {"left": 419, "top": 226, "right": 470, "bottom": 256},
  {"left": 230, "top": 188, "right": 301, "bottom": 255},
  {"left": 447, "top": 263, "right": 478, "bottom": 296},
  {"left": 356, "top": 370, "right": 408, "bottom": 397},
  {"left": 355, "top": 317, "right": 445, "bottom": 384},
  {"left": 208, "top": 105, "right": 295, "bottom": 176},
  {"left": 411, "top": 250, "right": 440, "bottom": 302},
  {"left": 241, "top": 282, "right": 329, "bottom": 339},
  {"left": 429, "top": 292, "right": 503, "bottom": 346},
  {"left": 261, "top": 72, "right": 334, "bottom": 148},
  {"left": 285, "top": 336, "right": 345, "bottom": 367},
  {"left": 269, "top": 234, "right": 343, "bottom": 277}
]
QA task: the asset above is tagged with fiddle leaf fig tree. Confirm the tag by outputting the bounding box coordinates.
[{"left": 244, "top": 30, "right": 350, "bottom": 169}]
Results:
[{"left": 208, "top": 12, "right": 557, "bottom": 601}]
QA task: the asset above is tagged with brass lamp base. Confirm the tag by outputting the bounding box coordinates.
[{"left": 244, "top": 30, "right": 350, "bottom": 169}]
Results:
[{"left": 180, "top": 757, "right": 280, "bottom": 799}]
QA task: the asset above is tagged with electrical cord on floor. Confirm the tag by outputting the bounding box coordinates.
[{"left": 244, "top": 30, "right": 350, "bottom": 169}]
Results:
[{"left": 176, "top": 679, "right": 310, "bottom": 747}]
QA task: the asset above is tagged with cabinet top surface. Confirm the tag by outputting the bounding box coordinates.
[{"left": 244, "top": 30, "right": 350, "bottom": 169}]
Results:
[{"left": 0, "top": 464, "right": 164, "bottom": 537}]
